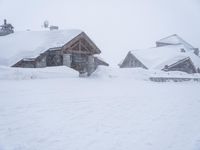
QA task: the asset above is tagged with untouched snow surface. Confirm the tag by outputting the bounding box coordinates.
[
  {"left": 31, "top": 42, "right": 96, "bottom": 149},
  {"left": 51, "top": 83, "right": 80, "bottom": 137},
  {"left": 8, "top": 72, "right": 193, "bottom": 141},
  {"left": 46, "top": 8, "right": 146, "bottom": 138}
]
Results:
[{"left": 0, "top": 67, "right": 200, "bottom": 150}]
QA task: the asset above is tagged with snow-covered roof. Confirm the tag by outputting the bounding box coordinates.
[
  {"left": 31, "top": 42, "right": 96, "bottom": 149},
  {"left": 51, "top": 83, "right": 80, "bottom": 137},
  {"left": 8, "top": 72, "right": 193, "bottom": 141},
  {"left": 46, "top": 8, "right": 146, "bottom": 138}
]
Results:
[
  {"left": 130, "top": 44, "right": 200, "bottom": 70},
  {"left": 0, "top": 29, "right": 82, "bottom": 66},
  {"left": 156, "top": 34, "right": 195, "bottom": 50}
]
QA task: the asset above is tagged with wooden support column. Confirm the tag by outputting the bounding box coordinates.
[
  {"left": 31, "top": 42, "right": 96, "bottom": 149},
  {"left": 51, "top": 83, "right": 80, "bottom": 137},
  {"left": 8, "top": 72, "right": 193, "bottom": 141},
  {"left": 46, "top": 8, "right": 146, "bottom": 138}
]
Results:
[{"left": 79, "top": 40, "right": 81, "bottom": 52}]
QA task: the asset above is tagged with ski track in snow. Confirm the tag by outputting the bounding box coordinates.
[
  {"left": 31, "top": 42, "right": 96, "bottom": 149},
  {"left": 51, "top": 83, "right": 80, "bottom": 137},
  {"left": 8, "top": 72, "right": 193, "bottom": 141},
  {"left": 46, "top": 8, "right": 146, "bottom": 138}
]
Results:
[{"left": 0, "top": 75, "right": 200, "bottom": 150}]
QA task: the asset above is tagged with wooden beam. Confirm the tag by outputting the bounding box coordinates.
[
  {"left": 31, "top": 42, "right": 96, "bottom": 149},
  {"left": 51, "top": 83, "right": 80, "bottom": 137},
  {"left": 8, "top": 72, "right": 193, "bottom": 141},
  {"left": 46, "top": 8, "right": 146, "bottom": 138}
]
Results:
[
  {"left": 79, "top": 40, "right": 81, "bottom": 51},
  {"left": 67, "top": 50, "right": 91, "bottom": 54}
]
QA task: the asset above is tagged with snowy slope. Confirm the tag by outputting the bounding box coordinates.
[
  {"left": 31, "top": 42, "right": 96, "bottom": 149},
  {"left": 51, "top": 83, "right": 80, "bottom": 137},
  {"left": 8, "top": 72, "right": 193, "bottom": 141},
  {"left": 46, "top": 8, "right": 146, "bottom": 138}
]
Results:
[
  {"left": 0, "top": 30, "right": 82, "bottom": 66},
  {"left": 0, "top": 71, "right": 200, "bottom": 150}
]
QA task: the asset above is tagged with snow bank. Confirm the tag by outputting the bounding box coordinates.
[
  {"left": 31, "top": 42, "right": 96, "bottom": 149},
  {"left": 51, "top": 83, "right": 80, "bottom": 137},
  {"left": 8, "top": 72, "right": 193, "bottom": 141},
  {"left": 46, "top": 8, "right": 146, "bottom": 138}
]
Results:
[
  {"left": 0, "top": 66, "right": 78, "bottom": 80},
  {"left": 91, "top": 66, "right": 200, "bottom": 81},
  {"left": 90, "top": 66, "right": 150, "bottom": 80},
  {"left": 0, "top": 65, "right": 199, "bottom": 81},
  {"left": 1, "top": 65, "right": 199, "bottom": 81}
]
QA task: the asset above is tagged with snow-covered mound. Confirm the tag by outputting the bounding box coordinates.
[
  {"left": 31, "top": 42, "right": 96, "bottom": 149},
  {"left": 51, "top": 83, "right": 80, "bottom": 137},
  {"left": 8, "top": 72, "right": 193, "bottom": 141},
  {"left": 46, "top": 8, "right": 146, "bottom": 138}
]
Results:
[
  {"left": 91, "top": 66, "right": 200, "bottom": 81},
  {"left": 0, "top": 66, "right": 78, "bottom": 80},
  {"left": 91, "top": 66, "right": 150, "bottom": 80},
  {"left": 0, "top": 29, "right": 82, "bottom": 66},
  {"left": 1, "top": 65, "right": 199, "bottom": 81}
]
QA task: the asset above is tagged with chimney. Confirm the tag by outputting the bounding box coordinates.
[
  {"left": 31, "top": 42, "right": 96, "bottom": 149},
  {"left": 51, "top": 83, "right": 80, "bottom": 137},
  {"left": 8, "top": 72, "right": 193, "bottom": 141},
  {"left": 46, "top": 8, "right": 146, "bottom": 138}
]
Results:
[
  {"left": 4, "top": 19, "right": 7, "bottom": 25},
  {"left": 194, "top": 48, "right": 199, "bottom": 56}
]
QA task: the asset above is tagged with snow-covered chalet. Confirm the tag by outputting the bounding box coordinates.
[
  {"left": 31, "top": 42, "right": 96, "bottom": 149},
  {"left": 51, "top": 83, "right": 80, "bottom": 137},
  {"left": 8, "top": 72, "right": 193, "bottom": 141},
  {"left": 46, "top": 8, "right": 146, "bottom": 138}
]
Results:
[
  {"left": 119, "top": 34, "right": 200, "bottom": 74},
  {"left": 0, "top": 29, "right": 109, "bottom": 76}
]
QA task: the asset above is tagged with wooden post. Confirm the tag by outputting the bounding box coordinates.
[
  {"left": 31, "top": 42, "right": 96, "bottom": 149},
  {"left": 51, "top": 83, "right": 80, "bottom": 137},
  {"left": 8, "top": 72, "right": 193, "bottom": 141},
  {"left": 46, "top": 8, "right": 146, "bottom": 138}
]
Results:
[{"left": 63, "top": 54, "right": 72, "bottom": 67}]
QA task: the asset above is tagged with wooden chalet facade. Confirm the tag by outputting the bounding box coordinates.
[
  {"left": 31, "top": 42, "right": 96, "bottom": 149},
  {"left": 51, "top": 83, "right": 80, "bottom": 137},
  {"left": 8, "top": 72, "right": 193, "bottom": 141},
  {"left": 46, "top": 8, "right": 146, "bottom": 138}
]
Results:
[{"left": 12, "top": 32, "right": 109, "bottom": 76}]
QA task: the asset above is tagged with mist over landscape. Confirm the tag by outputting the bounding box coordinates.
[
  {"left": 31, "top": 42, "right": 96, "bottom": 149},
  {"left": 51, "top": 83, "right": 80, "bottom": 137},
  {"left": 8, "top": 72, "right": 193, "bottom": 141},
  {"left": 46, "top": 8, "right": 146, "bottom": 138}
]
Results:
[
  {"left": 0, "top": 0, "right": 200, "bottom": 65},
  {"left": 1, "top": 1, "right": 200, "bottom": 150}
]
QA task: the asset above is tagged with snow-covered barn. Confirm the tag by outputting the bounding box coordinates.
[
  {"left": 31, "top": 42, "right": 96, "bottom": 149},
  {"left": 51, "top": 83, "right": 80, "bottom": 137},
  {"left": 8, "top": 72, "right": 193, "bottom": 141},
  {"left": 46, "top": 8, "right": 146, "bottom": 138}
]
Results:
[
  {"left": 119, "top": 35, "right": 200, "bottom": 74},
  {"left": 0, "top": 30, "right": 109, "bottom": 76}
]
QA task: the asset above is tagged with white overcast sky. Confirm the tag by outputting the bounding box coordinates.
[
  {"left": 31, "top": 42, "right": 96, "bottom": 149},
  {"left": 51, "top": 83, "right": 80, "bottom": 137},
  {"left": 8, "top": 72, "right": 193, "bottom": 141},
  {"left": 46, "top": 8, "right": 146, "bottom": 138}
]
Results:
[{"left": 0, "top": 0, "right": 200, "bottom": 65}]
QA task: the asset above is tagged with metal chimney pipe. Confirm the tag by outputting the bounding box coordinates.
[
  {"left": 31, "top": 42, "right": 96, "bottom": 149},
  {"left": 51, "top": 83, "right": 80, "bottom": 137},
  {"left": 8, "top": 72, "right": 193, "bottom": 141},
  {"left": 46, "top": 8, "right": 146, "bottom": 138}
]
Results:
[{"left": 4, "top": 19, "right": 7, "bottom": 25}]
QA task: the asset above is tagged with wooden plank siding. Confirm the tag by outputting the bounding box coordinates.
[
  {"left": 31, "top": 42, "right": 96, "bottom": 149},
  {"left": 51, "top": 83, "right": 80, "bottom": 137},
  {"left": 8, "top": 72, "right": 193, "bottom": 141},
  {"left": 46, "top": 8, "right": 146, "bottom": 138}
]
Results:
[
  {"left": 119, "top": 51, "right": 148, "bottom": 69},
  {"left": 62, "top": 32, "right": 101, "bottom": 55}
]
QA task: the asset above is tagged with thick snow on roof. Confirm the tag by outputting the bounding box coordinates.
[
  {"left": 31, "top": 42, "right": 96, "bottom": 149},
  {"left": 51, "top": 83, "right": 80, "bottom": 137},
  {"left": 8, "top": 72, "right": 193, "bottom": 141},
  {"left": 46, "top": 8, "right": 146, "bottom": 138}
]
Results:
[
  {"left": 130, "top": 44, "right": 200, "bottom": 70},
  {"left": 156, "top": 34, "right": 195, "bottom": 50},
  {"left": 0, "top": 29, "right": 82, "bottom": 66}
]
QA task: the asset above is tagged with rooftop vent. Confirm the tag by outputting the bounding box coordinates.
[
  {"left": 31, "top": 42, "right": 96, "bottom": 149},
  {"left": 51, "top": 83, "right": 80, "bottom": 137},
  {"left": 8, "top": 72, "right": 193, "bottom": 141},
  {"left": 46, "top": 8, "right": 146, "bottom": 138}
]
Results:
[
  {"left": 50, "top": 26, "right": 59, "bottom": 31},
  {"left": 181, "top": 48, "right": 185, "bottom": 53}
]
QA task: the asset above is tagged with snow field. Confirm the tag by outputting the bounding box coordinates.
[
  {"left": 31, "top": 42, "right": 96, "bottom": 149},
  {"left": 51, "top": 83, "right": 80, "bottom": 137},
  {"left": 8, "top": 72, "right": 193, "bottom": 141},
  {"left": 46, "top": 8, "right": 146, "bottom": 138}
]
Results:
[{"left": 0, "top": 67, "right": 200, "bottom": 150}]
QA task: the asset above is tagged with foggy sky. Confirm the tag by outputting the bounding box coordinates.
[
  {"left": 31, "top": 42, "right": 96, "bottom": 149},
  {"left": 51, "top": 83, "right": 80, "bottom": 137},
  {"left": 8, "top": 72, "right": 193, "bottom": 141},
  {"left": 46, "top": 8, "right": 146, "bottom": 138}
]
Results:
[{"left": 0, "top": 0, "right": 200, "bottom": 65}]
